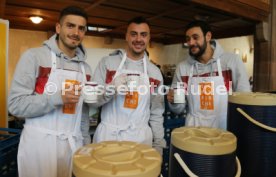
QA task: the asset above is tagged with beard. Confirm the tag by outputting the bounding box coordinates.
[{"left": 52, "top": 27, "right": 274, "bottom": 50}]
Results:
[
  {"left": 189, "top": 39, "right": 207, "bottom": 58},
  {"left": 60, "top": 34, "right": 80, "bottom": 50}
]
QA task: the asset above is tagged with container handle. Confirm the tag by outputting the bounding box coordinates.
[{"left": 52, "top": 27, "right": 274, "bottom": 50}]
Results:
[
  {"left": 236, "top": 156, "right": 241, "bottom": 177},
  {"left": 174, "top": 153, "right": 198, "bottom": 177},
  {"left": 174, "top": 153, "right": 241, "bottom": 177},
  {"left": 237, "top": 108, "right": 276, "bottom": 132}
]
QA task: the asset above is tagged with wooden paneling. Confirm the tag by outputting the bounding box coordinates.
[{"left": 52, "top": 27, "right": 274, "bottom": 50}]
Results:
[
  {"left": 4, "top": 0, "right": 270, "bottom": 44},
  {"left": 269, "top": 0, "right": 276, "bottom": 90},
  {"left": 235, "top": 0, "right": 270, "bottom": 11},
  {"left": 253, "top": 39, "right": 271, "bottom": 91},
  {"left": 253, "top": 0, "right": 275, "bottom": 91},
  {"left": 0, "top": 0, "right": 5, "bottom": 18},
  {"left": 190, "top": 0, "right": 269, "bottom": 21}
]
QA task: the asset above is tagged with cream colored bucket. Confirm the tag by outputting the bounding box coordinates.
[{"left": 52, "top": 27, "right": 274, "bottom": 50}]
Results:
[{"left": 73, "top": 141, "right": 162, "bottom": 177}]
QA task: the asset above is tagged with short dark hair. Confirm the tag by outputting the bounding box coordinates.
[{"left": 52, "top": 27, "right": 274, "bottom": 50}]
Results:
[
  {"left": 185, "top": 20, "right": 211, "bottom": 36},
  {"left": 59, "top": 6, "right": 88, "bottom": 22},
  {"left": 127, "top": 16, "right": 150, "bottom": 26}
]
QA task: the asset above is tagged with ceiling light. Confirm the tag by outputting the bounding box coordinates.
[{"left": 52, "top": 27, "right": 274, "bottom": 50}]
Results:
[
  {"left": 29, "top": 16, "right": 43, "bottom": 24},
  {"left": 87, "top": 26, "right": 109, "bottom": 32}
]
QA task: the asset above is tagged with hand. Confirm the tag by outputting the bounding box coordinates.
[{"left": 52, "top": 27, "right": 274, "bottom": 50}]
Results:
[
  {"left": 167, "top": 89, "right": 174, "bottom": 103},
  {"left": 61, "top": 84, "right": 82, "bottom": 104}
]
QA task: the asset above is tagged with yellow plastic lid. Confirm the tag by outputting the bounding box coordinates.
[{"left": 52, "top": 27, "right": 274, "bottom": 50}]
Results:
[
  {"left": 73, "top": 141, "right": 162, "bottom": 177},
  {"left": 171, "top": 127, "right": 237, "bottom": 155},
  {"left": 229, "top": 92, "right": 276, "bottom": 106}
]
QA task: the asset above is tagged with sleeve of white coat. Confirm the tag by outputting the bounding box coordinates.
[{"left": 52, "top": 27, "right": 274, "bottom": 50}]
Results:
[
  {"left": 91, "top": 57, "right": 115, "bottom": 107},
  {"left": 231, "top": 55, "right": 251, "bottom": 92},
  {"left": 81, "top": 64, "right": 93, "bottom": 145},
  {"left": 168, "top": 64, "right": 186, "bottom": 114},
  {"left": 8, "top": 50, "right": 63, "bottom": 118},
  {"left": 81, "top": 103, "right": 91, "bottom": 145},
  {"left": 150, "top": 77, "right": 166, "bottom": 154}
]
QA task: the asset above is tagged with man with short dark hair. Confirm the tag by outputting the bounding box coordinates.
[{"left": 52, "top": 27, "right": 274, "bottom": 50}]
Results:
[
  {"left": 167, "top": 20, "right": 250, "bottom": 129},
  {"left": 92, "top": 16, "right": 166, "bottom": 154},
  {"left": 8, "top": 6, "right": 92, "bottom": 177}
]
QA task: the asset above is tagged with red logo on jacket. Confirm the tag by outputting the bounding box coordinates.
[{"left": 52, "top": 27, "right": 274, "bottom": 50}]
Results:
[
  {"left": 35, "top": 66, "right": 91, "bottom": 94},
  {"left": 181, "top": 70, "right": 232, "bottom": 92}
]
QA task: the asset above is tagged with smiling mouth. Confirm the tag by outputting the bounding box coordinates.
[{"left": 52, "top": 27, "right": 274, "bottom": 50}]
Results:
[
  {"left": 133, "top": 43, "right": 144, "bottom": 48},
  {"left": 70, "top": 38, "right": 79, "bottom": 42},
  {"left": 68, "top": 35, "right": 80, "bottom": 42},
  {"left": 190, "top": 46, "right": 199, "bottom": 51}
]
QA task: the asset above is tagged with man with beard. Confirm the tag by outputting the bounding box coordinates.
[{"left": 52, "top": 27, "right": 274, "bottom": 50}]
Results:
[
  {"left": 92, "top": 16, "right": 166, "bottom": 154},
  {"left": 167, "top": 20, "right": 250, "bottom": 129},
  {"left": 8, "top": 6, "right": 92, "bottom": 177}
]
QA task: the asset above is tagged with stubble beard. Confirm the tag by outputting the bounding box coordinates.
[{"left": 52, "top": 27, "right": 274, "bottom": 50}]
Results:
[
  {"left": 61, "top": 35, "right": 80, "bottom": 50},
  {"left": 189, "top": 39, "right": 207, "bottom": 59}
]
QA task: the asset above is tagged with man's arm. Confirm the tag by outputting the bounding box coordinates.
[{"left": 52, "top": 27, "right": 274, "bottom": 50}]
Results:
[
  {"left": 81, "top": 63, "right": 94, "bottom": 145},
  {"left": 8, "top": 50, "right": 63, "bottom": 118},
  {"left": 168, "top": 64, "right": 186, "bottom": 114},
  {"left": 92, "top": 57, "right": 115, "bottom": 107},
  {"left": 149, "top": 75, "right": 166, "bottom": 154}
]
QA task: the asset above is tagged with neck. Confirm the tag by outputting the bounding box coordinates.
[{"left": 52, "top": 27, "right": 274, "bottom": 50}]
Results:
[
  {"left": 198, "top": 45, "right": 213, "bottom": 64},
  {"left": 57, "top": 40, "right": 76, "bottom": 58}
]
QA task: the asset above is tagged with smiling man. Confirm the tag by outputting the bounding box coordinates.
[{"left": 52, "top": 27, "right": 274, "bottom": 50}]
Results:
[
  {"left": 167, "top": 20, "right": 251, "bottom": 130},
  {"left": 92, "top": 16, "right": 166, "bottom": 155},
  {"left": 8, "top": 6, "right": 92, "bottom": 177}
]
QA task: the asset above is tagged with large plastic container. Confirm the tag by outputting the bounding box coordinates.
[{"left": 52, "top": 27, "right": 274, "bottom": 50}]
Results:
[
  {"left": 73, "top": 141, "right": 162, "bottom": 177},
  {"left": 228, "top": 92, "right": 276, "bottom": 177},
  {"left": 169, "top": 127, "right": 240, "bottom": 177}
]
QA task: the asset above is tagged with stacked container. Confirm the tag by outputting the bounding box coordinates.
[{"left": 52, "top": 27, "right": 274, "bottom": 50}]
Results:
[{"left": 73, "top": 141, "right": 162, "bottom": 177}]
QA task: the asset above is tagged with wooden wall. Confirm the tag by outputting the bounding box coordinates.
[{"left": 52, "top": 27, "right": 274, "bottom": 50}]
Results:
[{"left": 253, "top": 0, "right": 276, "bottom": 91}]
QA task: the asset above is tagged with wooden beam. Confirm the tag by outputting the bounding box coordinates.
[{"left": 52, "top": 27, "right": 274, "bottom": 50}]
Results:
[
  {"left": 104, "top": 4, "right": 191, "bottom": 36},
  {"left": 212, "top": 26, "right": 255, "bottom": 39},
  {"left": 269, "top": 0, "right": 276, "bottom": 90},
  {"left": 147, "top": 5, "right": 191, "bottom": 21},
  {"left": 235, "top": 0, "right": 270, "bottom": 11},
  {"left": 190, "top": 0, "right": 269, "bottom": 22},
  {"left": 85, "top": 0, "right": 106, "bottom": 12}
]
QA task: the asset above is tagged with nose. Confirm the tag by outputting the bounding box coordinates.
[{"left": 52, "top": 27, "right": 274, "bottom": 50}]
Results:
[
  {"left": 73, "top": 27, "right": 80, "bottom": 35},
  {"left": 136, "top": 34, "right": 142, "bottom": 41},
  {"left": 187, "top": 38, "right": 196, "bottom": 46}
]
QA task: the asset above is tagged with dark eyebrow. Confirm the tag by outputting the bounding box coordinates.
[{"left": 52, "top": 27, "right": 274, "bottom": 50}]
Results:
[
  {"left": 65, "top": 22, "right": 86, "bottom": 28},
  {"left": 192, "top": 34, "right": 199, "bottom": 37},
  {"left": 66, "top": 22, "right": 75, "bottom": 26},
  {"left": 130, "top": 31, "right": 148, "bottom": 35}
]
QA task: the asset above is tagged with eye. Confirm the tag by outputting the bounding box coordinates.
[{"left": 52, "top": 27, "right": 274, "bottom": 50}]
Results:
[
  {"left": 130, "top": 32, "right": 137, "bottom": 37},
  {"left": 193, "top": 36, "right": 199, "bottom": 40},
  {"left": 67, "top": 23, "right": 75, "bottom": 29},
  {"left": 79, "top": 26, "right": 87, "bottom": 32},
  {"left": 141, "top": 33, "right": 148, "bottom": 37}
]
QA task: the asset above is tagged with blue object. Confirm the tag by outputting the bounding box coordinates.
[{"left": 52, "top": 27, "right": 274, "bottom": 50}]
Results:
[
  {"left": 0, "top": 128, "right": 21, "bottom": 176},
  {"left": 228, "top": 103, "right": 276, "bottom": 177}
]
